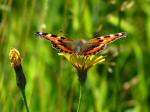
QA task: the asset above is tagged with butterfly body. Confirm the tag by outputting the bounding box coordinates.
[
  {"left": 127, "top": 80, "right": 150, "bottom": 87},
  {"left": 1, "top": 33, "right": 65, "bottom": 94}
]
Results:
[
  {"left": 35, "top": 32, "right": 127, "bottom": 55},
  {"left": 65, "top": 40, "right": 89, "bottom": 54}
]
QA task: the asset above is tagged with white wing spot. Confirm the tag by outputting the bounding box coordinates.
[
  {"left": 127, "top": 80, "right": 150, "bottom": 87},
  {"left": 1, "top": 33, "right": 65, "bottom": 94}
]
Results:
[
  {"left": 118, "top": 33, "right": 123, "bottom": 36},
  {"left": 57, "top": 36, "right": 61, "bottom": 39},
  {"left": 39, "top": 32, "right": 43, "bottom": 35},
  {"left": 109, "top": 34, "right": 114, "bottom": 37}
]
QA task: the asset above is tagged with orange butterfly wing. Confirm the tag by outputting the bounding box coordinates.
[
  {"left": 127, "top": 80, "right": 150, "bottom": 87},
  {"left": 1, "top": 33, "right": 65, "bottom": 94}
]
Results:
[
  {"left": 35, "top": 32, "right": 75, "bottom": 54},
  {"left": 82, "top": 32, "right": 127, "bottom": 55}
]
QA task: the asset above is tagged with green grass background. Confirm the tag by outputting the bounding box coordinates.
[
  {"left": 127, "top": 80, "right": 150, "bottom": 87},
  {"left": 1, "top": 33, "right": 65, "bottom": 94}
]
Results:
[{"left": 0, "top": 0, "right": 150, "bottom": 112}]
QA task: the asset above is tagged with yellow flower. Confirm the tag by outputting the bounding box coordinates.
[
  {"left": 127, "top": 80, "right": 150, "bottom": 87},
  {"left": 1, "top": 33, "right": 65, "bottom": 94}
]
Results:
[
  {"left": 9, "top": 48, "right": 22, "bottom": 68},
  {"left": 58, "top": 53, "right": 105, "bottom": 84}
]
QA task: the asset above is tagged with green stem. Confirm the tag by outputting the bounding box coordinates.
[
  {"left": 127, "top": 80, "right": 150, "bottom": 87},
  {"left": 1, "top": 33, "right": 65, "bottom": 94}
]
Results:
[
  {"left": 77, "top": 85, "right": 83, "bottom": 112},
  {"left": 21, "top": 89, "right": 29, "bottom": 112}
]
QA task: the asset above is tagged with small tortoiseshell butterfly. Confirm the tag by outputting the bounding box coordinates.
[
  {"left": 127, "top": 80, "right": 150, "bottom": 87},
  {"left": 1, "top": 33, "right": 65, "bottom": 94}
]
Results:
[{"left": 35, "top": 32, "right": 127, "bottom": 55}]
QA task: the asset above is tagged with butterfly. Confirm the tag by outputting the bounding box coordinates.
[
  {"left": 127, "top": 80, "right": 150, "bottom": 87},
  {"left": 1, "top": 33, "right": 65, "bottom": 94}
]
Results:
[{"left": 35, "top": 32, "right": 127, "bottom": 55}]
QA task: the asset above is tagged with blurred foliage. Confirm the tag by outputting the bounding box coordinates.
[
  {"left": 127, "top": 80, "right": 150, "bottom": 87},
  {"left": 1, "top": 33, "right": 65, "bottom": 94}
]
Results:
[{"left": 0, "top": 0, "right": 150, "bottom": 112}]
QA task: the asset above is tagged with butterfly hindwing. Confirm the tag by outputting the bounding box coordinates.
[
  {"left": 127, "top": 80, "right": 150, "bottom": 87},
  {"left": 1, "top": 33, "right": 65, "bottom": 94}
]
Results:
[
  {"left": 82, "top": 44, "right": 106, "bottom": 55},
  {"left": 35, "top": 32, "right": 75, "bottom": 54}
]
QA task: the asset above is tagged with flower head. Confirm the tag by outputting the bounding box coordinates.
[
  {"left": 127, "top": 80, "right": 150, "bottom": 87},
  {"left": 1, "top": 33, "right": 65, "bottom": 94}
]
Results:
[
  {"left": 9, "top": 48, "right": 22, "bottom": 68},
  {"left": 58, "top": 53, "right": 105, "bottom": 84},
  {"left": 9, "top": 48, "right": 26, "bottom": 90}
]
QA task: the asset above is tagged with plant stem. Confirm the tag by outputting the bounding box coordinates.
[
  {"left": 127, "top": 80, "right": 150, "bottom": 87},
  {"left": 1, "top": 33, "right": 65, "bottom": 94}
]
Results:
[
  {"left": 77, "top": 84, "right": 83, "bottom": 112},
  {"left": 21, "top": 89, "right": 29, "bottom": 112}
]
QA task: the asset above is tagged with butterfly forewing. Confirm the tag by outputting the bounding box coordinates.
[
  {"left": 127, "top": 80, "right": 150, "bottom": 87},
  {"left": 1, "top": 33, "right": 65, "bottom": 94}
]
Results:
[
  {"left": 35, "top": 32, "right": 75, "bottom": 54},
  {"left": 81, "top": 32, "right": 127, "bottom": 55}
]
